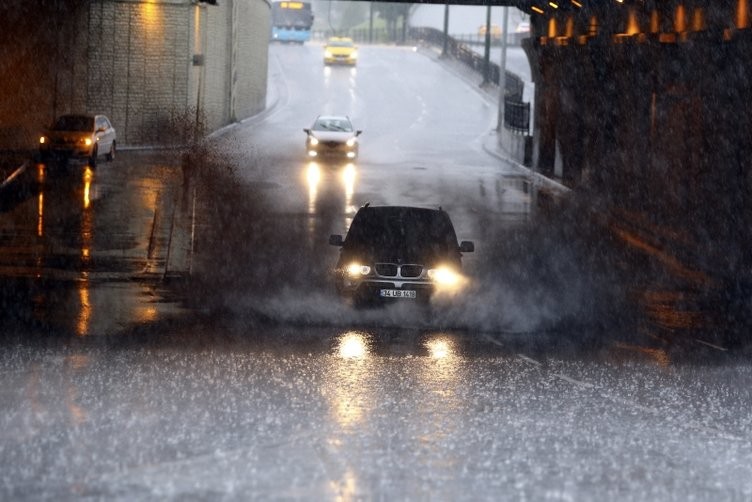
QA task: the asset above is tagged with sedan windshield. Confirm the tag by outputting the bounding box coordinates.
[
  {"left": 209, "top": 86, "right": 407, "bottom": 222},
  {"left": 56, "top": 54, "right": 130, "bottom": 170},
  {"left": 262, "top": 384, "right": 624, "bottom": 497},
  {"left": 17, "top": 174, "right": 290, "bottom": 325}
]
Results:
[
  {"left": 52, "top": 115, "right": 94, "bottom": 132},
  {"left": 327, "top": 40, "right": 354, "bottom": 48},
  {"left": 313, "top": 118, "right": 353, "bottom": 132}
]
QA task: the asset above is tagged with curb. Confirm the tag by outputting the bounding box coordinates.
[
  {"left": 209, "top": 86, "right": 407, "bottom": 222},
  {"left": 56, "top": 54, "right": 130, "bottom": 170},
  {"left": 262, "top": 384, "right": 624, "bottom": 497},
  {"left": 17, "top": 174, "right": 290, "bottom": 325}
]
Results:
[
  {"left": 416, "top": 43, "right": 571, "bottom": 198},
  {"left": 0, "top": 160, "right": 28, "bottom": 190},
  {"left": 480, "top": 133, "right": 571, "bottom": 196}
]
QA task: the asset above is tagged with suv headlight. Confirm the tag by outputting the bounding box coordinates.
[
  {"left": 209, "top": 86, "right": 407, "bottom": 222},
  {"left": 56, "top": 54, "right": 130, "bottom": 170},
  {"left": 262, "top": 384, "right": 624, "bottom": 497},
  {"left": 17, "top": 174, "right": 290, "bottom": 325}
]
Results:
[
  {"left": 427, "top": 266, "right": 461, "bottom": 286},
  {"left": 324, "top": 50, "right": 333, "bottom": 58},
  {"left": 309, "top": 137, "right": 319, "bottom": 146},
  {"left": 346, "top": 263, "right": 371, "bottom": 277},
  {"left": 346, "top": 138, "right": 357, "bottom": 147},
  {"left": 39, "top": 136, "right": 47, "bottom": 145}
]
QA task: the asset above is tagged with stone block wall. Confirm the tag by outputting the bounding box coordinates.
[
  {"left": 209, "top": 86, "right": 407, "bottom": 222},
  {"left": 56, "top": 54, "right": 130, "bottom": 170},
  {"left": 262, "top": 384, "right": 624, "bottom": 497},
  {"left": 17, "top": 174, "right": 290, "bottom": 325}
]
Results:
[
  {"left": 84, "top": 0, "right": 270, "bottom": 146},
  {"left": 0, "top": 0, "right": 271, "bottom": 150}
]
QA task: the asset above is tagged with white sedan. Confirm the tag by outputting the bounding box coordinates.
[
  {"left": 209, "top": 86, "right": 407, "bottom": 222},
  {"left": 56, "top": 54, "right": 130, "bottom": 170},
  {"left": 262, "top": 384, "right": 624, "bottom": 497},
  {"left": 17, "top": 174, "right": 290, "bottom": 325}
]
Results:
[{"left": 304, "top": 115, "right": 361, "bottom": 160}]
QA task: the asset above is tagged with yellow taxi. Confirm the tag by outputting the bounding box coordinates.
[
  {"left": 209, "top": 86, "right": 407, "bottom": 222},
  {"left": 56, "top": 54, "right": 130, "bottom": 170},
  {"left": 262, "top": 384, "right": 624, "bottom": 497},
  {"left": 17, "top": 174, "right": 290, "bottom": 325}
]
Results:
[{"left": 323, "top": 37, "right": 358, "bottom": 66}]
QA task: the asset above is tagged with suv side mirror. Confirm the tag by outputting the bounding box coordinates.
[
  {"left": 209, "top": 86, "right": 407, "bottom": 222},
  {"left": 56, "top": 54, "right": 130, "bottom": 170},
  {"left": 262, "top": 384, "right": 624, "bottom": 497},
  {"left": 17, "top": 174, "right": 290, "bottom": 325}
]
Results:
[
  {"left": 355, "top": 130, "right": 363, "bottom": 136},
  {"left": 459, "top": 241, "right": 474, "bottom": 253},
  {"left": 303, "top": 128, "right": 311, "bottom": 134},
  {"left": 329, "top": 234, "right": 344, "bottom": 246}
]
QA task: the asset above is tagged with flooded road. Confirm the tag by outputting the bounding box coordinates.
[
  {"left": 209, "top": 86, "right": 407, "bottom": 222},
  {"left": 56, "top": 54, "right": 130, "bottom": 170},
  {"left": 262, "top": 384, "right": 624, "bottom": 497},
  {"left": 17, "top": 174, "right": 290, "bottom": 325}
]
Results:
[{"left": 1, "top": 44, "right": 751, "bottom": 499}]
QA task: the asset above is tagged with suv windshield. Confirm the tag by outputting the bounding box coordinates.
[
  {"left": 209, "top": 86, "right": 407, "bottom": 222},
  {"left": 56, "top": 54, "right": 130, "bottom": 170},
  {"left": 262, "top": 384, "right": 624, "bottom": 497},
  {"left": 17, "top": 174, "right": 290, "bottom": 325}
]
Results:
[
  {"left": 52, "top": 115, "right": 94, "bottom": 132},
  {"left": 345, "top": 207, "right": 459, "bottom": 259}
]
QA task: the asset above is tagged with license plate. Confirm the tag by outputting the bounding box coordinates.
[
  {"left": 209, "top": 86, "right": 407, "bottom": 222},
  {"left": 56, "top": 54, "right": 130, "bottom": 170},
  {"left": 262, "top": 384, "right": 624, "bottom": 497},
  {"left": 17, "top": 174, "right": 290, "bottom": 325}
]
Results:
[{"left": 380, "top": 289, "right": 416, "bottom": 299}]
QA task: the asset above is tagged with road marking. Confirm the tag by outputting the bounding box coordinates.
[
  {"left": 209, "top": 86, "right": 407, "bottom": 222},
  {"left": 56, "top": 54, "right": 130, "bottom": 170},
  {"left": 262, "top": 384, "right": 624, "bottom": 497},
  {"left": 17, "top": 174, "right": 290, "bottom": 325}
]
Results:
[
  {"left": 518, "top": 354, "right": 542, "bottom": 366},
  {"left": 481, "top": 333, "right": 504, "bottom": 347},
  {"left": 553, "top": 373, "right": 594, "bottom": 388},
  {"left": 694, "top": 338, "right": 727, "bottom": 351},
  {"left": 480, "top": 334, "right": 544, "bottom": 367}
]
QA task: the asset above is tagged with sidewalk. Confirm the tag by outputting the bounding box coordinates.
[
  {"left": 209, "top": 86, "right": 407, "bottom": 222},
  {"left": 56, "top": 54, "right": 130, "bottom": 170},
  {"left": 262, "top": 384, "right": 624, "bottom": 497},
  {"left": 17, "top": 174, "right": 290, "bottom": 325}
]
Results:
[{"left": 416, "top": 43, "right": 570, "bottom": 198}]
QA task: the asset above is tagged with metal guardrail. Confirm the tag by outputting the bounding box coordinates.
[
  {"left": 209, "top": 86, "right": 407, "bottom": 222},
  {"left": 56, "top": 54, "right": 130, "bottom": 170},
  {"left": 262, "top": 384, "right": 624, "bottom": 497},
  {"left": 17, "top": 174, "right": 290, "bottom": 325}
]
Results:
[{"left": 504, "top": 98, "right": 530, "bottom": 134}]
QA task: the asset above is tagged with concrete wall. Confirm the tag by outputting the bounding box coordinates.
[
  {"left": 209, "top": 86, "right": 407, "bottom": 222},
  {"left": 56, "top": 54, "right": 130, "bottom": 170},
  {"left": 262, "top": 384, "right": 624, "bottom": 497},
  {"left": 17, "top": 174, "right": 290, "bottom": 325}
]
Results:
[
  {"left": 0, "top": 0, "right": 270, "bottom": 150},
  {"left": 87, "top": 1, "right": 194, "bottom": 145}
]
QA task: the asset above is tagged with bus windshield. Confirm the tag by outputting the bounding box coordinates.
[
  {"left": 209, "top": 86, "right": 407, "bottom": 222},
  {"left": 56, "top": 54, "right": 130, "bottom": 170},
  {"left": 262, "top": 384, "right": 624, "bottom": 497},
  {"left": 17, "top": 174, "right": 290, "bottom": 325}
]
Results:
[{"left": 271, "top": 1, "right": 313, "bottom": 29}]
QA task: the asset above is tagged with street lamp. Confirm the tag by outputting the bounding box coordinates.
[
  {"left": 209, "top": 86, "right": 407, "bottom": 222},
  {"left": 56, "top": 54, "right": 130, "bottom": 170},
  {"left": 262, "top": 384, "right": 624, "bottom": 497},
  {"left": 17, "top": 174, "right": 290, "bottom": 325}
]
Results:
[{"left": 496, "top": 6, "right": 509, "bottom": 132}]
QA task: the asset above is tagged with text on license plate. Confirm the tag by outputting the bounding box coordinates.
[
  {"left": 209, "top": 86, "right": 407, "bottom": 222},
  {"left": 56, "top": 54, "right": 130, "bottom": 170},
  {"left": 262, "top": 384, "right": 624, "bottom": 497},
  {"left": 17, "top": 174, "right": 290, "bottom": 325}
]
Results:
[{"left": 380, "top": 289, "right": 416, "bottom": 299}]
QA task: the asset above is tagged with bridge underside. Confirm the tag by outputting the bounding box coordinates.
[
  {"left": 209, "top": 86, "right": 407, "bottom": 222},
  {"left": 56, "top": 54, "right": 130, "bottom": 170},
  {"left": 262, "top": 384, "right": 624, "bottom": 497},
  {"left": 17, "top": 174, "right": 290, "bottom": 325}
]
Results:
[
  {"left": 381, "top": 0, "right": 752, "bottom": 282},
  {"left": 519, "top": 1, "right": 752, "bottom": 286}
]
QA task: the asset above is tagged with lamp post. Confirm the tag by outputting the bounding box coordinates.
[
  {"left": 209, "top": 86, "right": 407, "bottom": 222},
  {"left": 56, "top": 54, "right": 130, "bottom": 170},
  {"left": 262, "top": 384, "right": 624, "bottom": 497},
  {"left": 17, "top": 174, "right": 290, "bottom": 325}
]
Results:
[
  {"left": 369, "top": 2, "right": 374, "bottom": 44},
  {"left": 482, "top": 3, "right": 492, "bottom": 85},
  {"left": 442, "top": 1, "right": 449, "bottom": 57},
  {"left": 496, "top": 6, "right": 509, "bottom": 131}
]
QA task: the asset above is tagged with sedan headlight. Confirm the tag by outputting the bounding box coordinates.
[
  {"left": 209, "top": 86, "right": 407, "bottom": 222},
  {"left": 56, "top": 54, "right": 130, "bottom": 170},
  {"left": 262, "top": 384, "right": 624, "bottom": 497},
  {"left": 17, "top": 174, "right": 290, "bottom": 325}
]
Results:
[
  {"left": 39, "top": 136, "right": 47, "bottom": 144},
  {"left": 324, "top": 50, "right": 333, "bottom": 58},
  {"left": 83, "top": 138, "right": 92, "bottom": 146},
  {"left": 346, "top": 263, "right": 371, "bottom": 277},
  {"left": 351, "top": 51, "right": 358, "bottom": 59}
]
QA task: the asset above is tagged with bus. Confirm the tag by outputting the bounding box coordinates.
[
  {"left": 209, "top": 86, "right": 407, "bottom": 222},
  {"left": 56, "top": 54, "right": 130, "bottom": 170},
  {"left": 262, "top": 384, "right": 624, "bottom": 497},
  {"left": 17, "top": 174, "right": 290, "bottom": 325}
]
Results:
[{"left": 271, "top": 1, "right": 313, "bottom": 44}]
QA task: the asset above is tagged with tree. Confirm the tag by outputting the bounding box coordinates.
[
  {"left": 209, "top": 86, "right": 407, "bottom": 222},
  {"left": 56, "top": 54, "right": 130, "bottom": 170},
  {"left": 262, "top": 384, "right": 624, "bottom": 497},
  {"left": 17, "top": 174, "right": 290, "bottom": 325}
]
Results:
[{"left": 373, "top": 2, "right": 413, "bottom": 42}]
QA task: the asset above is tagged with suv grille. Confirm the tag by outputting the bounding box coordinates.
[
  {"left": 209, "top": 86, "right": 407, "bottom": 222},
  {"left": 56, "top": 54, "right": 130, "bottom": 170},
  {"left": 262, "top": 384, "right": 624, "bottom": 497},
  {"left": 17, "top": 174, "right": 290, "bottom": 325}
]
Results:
[
  {"left": 374, "top": 263, "right": 423, "bottom": 278},
  {"left": 400, "top": 265, "right": 422, "bottom": 277},
  {"left": 375, "top": 264, "right": 398, "bottom": 277}
]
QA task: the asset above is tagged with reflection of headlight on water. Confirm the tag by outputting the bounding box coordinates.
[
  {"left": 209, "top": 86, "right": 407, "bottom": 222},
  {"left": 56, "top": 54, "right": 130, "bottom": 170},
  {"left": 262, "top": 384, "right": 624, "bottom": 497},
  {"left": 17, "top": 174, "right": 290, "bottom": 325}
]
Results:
[
  {"left": 342, "top": 163, "right": 356, "bottom": 186},
  {"left": 306, "top": 163, "right": 321, "bottom": 186},
  {"left": 426, "top": 338, "right": 454, "bottom": 360},
  {"left": 337, "top": 331, "right": 369, "bottom": 359}
]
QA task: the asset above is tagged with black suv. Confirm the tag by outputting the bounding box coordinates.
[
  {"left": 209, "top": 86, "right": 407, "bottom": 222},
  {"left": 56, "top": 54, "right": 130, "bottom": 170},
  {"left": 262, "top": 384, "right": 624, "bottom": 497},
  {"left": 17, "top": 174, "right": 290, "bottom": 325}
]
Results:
[{"left": 329, "top": 205, "right": 474, "bottom": 305}]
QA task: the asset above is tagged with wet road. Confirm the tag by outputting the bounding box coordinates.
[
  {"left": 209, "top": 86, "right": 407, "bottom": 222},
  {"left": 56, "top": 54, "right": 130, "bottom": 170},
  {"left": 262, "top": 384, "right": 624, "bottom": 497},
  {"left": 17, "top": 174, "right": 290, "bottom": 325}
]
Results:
[{"left": 1, "top": 44, "right": 751, "bottom": 500}]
